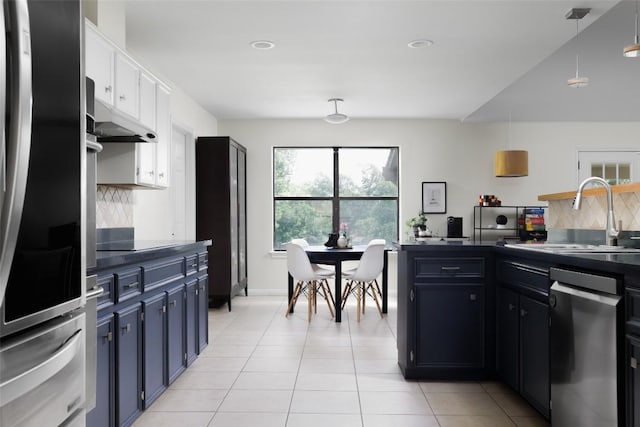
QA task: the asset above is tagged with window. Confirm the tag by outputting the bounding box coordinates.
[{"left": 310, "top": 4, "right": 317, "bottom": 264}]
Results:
[
  {"left": 578, "top": 150, "right": 640, "bottom": 185},
  {"left": 273, "top": 147, "right": 399, "bottom": 249}
]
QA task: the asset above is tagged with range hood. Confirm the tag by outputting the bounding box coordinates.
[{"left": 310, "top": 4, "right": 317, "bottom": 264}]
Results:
[{"left": 93, "top": 101, "right": 157, "bottom": 143}]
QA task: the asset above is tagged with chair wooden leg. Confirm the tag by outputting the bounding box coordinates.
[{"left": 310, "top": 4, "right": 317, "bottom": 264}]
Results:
[
  {"left": 319, "top": 280, "right": 335, "bottom": 318},
  {"left": 323, "top": 279, "right": 336, "bottom": 312},
  {"left": 368, "top": 281, "right": 383, "bottom": 318},
  {"left": 341, "top": 280, "right": 353, "bottom": 310},
  {"left": 285, "top": 282, "right": 303, "bottom": 317},
  {"left": 356, "top": 282, "right": 362, "bottom": 322},
  {"left": 312, "top": 280, "right": 318, "bottom": 314},
  {"left": 307, "top": 281, "right": 312, "bottom": 321}
]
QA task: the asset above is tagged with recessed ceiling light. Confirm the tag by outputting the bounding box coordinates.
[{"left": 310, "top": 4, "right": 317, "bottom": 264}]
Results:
[
  {"left": 408, "top": 39, "right": 434, "bottom": 49},
  {"left": 251, "top": 40, "right": 275, "bottom": 50}
]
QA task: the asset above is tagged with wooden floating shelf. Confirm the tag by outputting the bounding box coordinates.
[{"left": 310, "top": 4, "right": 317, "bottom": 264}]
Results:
[{"left": 538, "top": 182, "right": 640, "bottom": 201}]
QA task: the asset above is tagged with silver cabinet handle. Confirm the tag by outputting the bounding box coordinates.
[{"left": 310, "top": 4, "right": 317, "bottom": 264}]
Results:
[
  {"left": 125, "top": 282, "right": 139, "bottom": 289},
  {"left": 520, "top": 308, "right": 528, "bottom": 317},
  {"left": 508, "top": 303, "right": 516, "bottom": 311},
  {"left": 158, "top": 172, "right": 164, "bottom": 178},
  {"left": 441, "top": 266, "right": 461, "bottom": 271},
  {"left": 170, "top": 300, "right": 177, "bottom": 307},
  {"left": 105, "top": 85, "right": 112, "bottom": 93},
  {"left": 119, "top": 94, "right": 125, "bottom": 101},
  {"left": 121, "top": 323, "right": 131, "bottom": 333}
]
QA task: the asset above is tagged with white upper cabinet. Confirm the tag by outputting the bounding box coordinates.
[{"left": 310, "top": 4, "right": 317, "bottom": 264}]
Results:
[
  {"left": 114, "top": 54, "right": 139, "bottom": 119},
  {"left": 85, "top": 26, "right": 115, "bottom": 107},
  {"left": 139, "top": 71, "right": 157, "bottom": 131},
  {"left": 154, "top": 84, "right": 171, "bottom": 187},
  {"left": 87, "top": 20, "right": 172, "bottom": 189}
]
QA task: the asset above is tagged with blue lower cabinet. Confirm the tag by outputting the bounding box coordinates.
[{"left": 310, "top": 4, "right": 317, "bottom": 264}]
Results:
[
  {"left": 198, "top": 275, "right": 209, "bottom": 354},
  {"left": 628, "top": 335, "right": 640, "bottom": 427},
  {"left": 142, "top": 293, "right": 167, "bottom": 408},
  {"left": 87, "top": 314, "right": 115, "bottom": 427},
  {"left": 519, "top": 295, "right": 549, "bottom": 419},
  {"left": 415, "top": 283, "right": 485, "bottom": 370},
  {"left": 497, "top": 287, "right": 520, "bottom": 391},
  {"left": 185, "top": 280, "right": 198, "bottom": 366},
  {"left": 116, "top": 304, "right": 142, "bottom": 427},
  {"left": 167, "top": 284, "right": 186, "bottom": 383}
]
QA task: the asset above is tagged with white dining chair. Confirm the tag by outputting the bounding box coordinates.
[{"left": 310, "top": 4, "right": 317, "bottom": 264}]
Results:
[
  {"left": 286, "top": 241, "right": 335, "bottom": 321},
  {"left": 341, "top": 239, "right": 385, "bottom": 321}
]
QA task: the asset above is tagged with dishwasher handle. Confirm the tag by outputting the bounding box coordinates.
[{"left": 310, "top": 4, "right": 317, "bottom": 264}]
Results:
[{"left": 550, "top": 282, "right": 621, "bottom": 307}]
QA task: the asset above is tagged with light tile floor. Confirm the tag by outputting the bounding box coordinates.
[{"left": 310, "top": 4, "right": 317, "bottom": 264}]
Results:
[{"left": 133, "top": 295, "right": 550, "bottom": 427}]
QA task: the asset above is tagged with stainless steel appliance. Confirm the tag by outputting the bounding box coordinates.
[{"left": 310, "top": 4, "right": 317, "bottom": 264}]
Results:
[
  {"left": 85, "top": 77, "right": 103, "bottom": 413},
  {"left": 550, "top": 267, "right": 623, "bottom": 427},
  {"left": 0, "top": 0, "right": 86, "bottom": 425}
]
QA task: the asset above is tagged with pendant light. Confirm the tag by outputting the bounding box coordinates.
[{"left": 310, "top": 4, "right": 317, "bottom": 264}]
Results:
[
  {"left": 494, "top": 113, "right": 528, "bottom": 177},
  {"left": 624, "top": 0, "right": 640, "bottom": 57},
  {"left": 566, "top": 8, "right": 590, "bottom": 88},
  {"left": 324, "top": 98, "right": 349, "bottom": 124}
]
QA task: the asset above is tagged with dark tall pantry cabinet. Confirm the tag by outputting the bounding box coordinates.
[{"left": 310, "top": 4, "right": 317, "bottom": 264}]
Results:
[{"left": 196, "top": 136, "right": 247, "bottom": 309}]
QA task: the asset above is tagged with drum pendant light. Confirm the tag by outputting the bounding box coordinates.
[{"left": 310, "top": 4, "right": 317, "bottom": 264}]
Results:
[
  {"left": 494, "top": 150, "right": 528, "bottom": 177},
  {"left": 624, "top": 0, "right": 640, "bottom": 57},
  {"left": 324, "top": 98, "right": 349, "bottom": 124},
  {"left": 494, "top": 114, "right": 528, "bottom": 177}
]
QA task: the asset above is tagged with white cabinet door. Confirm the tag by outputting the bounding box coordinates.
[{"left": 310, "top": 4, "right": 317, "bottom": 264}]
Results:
[
  {"left": 155, "top": 85, "right": 171, "bottom": 188},
  {"left": 137, "top": 143, "right": 156, "bottom": 186},
  {"left": 115, "top": 54, "right": 139, "bottom": 119},
  {"left": 86, "top": 26, "right": 114, "bottom": 107},
  {"left": 139, "top": 71, "right": 156, "bottom": 131}
]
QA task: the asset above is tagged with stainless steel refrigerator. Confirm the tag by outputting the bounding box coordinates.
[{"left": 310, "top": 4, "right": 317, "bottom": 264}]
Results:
[{"left": 0, "top": 1, "right": 86, "bottom": 425}]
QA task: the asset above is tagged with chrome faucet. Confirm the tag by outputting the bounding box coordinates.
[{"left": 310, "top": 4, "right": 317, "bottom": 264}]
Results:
[{"left": 573, "top": 176, "right": 619, "bottom": 246}]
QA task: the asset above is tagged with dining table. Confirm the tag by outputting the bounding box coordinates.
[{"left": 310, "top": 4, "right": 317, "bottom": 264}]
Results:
[{"left": 287, "top": 245, "right": 389, "bottom": 322}]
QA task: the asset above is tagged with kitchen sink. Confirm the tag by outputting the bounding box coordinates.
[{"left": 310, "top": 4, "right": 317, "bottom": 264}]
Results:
[{"left": 503, "top": 243, "right": 640, "bottom": 254}]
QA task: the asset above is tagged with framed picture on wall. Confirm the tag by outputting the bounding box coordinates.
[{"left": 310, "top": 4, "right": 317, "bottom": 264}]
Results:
[{"left": 422, "top": 182, "right": 447, "bottom": 214}]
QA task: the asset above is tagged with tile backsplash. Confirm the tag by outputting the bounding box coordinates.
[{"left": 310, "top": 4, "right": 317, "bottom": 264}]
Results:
[
  {"left": 96, "top": 185, "right": 133, "bottom": 228},
  {"left": 547, "top": 191, "right": 640, "bottom": 231}
]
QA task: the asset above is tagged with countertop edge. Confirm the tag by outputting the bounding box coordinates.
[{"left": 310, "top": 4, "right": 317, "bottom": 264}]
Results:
[
  {"left": 95, "top": 240, "right": 212, "bottom": 271},
  {"left": 538, "top": 182, "right": 640, "bottom": 201}
]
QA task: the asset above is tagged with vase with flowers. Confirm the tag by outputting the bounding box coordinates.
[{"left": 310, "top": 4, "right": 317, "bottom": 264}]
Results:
[
  {"left": 406, "top": 212, "right": 430, "bottom": 238},
  {"left": 337, "top": 222, "right": 350, "bottom": 248}
]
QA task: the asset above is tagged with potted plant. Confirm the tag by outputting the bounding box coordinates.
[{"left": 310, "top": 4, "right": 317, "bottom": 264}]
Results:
[{"left": 406, "top": 212, "right": 429, "bottom": 237}]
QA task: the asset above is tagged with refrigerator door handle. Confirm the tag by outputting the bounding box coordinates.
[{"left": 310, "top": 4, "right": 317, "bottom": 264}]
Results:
[{"left": 0, "top": 0, "right": 32, "bottom": 305}]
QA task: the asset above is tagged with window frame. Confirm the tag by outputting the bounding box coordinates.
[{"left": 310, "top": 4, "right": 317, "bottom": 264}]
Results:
[{"left": 272, "top": 146, "right": 399, "bottom": 250}]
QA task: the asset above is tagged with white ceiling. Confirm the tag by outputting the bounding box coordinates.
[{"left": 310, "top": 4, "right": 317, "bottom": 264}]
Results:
[{"left": 124, "top": 0, "right": 639, "bottom": 122}]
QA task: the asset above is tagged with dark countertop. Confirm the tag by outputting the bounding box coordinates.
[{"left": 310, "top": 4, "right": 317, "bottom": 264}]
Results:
[{"left": 94, "top": 239, "right": 212, "bottom": 271}]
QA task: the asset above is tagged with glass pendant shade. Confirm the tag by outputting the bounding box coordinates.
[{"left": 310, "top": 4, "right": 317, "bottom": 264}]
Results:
[{"left": 494, "top": 150, "right": 528, "bottom": 177}]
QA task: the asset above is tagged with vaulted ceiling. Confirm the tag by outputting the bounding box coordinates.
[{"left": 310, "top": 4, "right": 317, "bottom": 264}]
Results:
[{"left": 124, "top": 0, "right": 639, "bottom": 122}]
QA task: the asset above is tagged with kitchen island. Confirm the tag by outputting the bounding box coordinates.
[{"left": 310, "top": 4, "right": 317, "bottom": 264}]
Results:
[
  {"left": 88, "top": 239, "right": 211, "bottom": 427},
  {"left": 395, "top": 240, "right": 640, "bottom": 424}
]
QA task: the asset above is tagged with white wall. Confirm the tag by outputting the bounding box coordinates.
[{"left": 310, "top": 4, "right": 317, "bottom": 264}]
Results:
[{"left": 218, "top": 118, "right": 640, "bottom": 295}]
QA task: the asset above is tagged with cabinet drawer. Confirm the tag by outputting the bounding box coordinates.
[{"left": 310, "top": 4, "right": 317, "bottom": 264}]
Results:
[
  {"left": 198, "top": 252, "right": 208, "bottom": 271},
  {"left": 97, "top": 274, "right": 115, "bottom": 309},
  {"left": 144, "top": 257, "right": 185, "bottom": 291},
  {"left": 414, "top": 257, "right": 484, "bottom": 279},
  {"left": 497, "top": 260, "right": 549, "bottom": 292},
  {"left": 116, "top": 267, "right": 142, "bottom": 302},
  {"left": 186, "top": 254, "right": 198, "bottom": 276},
  {"left": 626, "top": 287, "right": 640, "bottom": 337}
]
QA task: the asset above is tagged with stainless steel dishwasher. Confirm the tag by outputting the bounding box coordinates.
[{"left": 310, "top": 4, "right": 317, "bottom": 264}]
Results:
[{"left": 549, "top": 267, "right": 622, "bottom": 427}]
